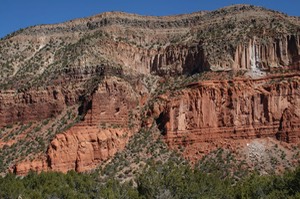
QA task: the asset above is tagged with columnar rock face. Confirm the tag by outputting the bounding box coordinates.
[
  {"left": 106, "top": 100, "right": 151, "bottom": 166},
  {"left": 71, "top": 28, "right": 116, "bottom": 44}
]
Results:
[
  {"left": 99, "top": 41, "right": 208, "bottom": 75},
  {"left": 87, "top": 34, "right": 300, "bottom": 76},
  {"left": 277, "top": 108, "right": 300, "bottom": 143},
  {"left": 153, "top": 74, "right": 300, "bottom": 161},
  {"left": 232, "top": 36, "right": 300, "bottom": 70}
]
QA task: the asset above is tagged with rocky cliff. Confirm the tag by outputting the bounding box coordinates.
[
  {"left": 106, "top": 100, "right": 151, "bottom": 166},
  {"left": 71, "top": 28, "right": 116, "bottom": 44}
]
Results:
[
  {"left": 0, "top": 4, "right": 300, "bottom": 175},
  {"left": 0, "top": 87, "right": 77, "bottom": 128},
  {"left": 232, "top": 36, "right": 300, "bottom": 71},
  {"left": 147, "top": 73, "right": 300, "bottom": 162},
  {"left": 13, "top": 76, "right": 142, "bottom": 175},
  {"left": 14, "top": 127, "right": 132, "bottom": 175}
]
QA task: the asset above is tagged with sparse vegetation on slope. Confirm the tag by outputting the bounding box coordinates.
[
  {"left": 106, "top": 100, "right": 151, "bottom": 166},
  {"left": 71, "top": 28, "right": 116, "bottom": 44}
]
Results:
[{"left": 0, "top": 107, "right": 79, "bottom": 173}]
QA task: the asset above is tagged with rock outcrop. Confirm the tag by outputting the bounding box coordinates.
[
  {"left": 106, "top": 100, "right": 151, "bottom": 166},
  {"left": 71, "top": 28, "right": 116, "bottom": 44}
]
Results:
[
  {"left": 0, "top": 87, "right": 77, "bottom": 127},
  {"left": 232, "top": 36, "right": 300, "bottom": 71},
  {"left": 13, "top": 127, "right": 132, "bottom": 175},
  {"left": 13, "top": 77, "right": 141, "bottom": 175},
  {"left": 277, "top": 108, "right": 300, "bottom": 143},
  {"left": 48, "top": 127, "right": 131, "bottom": 173},
  {"left": 13, "top": 159, "right": 49, "bottom": 176},
  {"left": 151, "top": 74, "right": 300, "bottom": 162}
]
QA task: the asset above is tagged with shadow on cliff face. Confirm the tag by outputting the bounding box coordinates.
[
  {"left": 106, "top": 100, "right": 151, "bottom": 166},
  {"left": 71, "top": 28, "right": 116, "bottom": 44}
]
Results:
[
  {"left": 276, "top": 108, "right": 298, "bottom": 143},
  {"left": 78, "top": 96, "right": 92, "bottom": 120},
  {"left": 155, "top": 111, "right": 169, "bottom": 136},
  {"left": 288, "top": 35, "right": 300, "bottom": 68},
  {"left": 288, "top": 35, "right": 299, "bottom": 58},
  {"left": 150, "top": 43, "right": 209, "bottom": 76},
  {"left": 182, "top": 43, "right": 210, "bottom": 75}
]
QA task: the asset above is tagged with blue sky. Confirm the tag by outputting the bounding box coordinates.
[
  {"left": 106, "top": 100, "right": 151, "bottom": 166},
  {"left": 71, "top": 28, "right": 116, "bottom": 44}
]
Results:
[{"left": 0, "top": 0, "right": 299, "bottom": 38}]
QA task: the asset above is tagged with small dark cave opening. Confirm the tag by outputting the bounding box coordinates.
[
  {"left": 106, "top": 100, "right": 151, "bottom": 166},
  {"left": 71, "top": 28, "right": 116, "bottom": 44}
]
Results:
[
  {"left": 78, "top": 95, "right": 93, "bottom": 120},
  {"left": 155, "top": 111, "right": 169, "bottom": 136}
]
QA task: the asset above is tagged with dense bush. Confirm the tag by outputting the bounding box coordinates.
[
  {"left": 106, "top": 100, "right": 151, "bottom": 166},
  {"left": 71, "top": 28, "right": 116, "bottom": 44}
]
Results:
[
  {"left": 1, "top": 161, "right": 300, "bottom": 198},
  {"left": 0, "top": 171, "right": 98, "bottom": 199}
]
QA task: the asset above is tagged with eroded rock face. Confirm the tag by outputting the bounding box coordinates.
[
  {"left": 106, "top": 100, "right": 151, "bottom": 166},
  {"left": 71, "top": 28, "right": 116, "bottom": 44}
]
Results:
[
  {"left": 80, "top": 76, "right": 139, "bottom": 127},
  {"left": 0, "top": 87, "right": 77, "bottom": 127},
  {"left": 97, "top": 41, "right": 208, "bottom": 76},
  {"left": 14, "top": 127, "right": 131, "bottom": 175},
  {"left": 1, "top": 5, "right": 300, "bottom": 87},
  {"left": 48, "top": 127, "right": 131, "bottom": 173},
  {"left": 231, "top": 36, "right": 300, "bottom": 71},
  {"left": 13, "top": 77, "right": 141, "bottom": 175},
  {"left": 153, "top": 74, "right": 300, "bottom": 162},
  {"left": 13, "top": 159, "right": 48, "bottom": 176},
  {"left": 277, "top": 108, "right": 300, "bottom": 143}
]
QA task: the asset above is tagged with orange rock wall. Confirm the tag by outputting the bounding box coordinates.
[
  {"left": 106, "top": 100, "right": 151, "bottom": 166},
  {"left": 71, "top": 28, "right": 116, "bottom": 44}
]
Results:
[
  {"left": 48, "top": 127, "right": 131, "bottom": 173},
  {"left": 156, "top": 75, "right": 300, "bottom": 160},
  {"left": 13, "top": 77, "right": 140, "bottom": 175}
]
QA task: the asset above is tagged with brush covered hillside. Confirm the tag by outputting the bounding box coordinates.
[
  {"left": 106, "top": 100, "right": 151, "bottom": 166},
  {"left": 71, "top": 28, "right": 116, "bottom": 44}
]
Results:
[{"left": 0, "top": 4, "right": 300, "bottom": 195}]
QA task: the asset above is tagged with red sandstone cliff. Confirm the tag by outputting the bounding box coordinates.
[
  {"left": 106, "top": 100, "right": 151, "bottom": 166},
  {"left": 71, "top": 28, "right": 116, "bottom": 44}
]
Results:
[
  {"left": 0, "top": 5, "right": 299, "bottom": 175},
  {"left": 13, "top": 77, "right": 142, "bottom": 175},
  {"left": 14, "top": 127, "right": 131, "bottom": 175},
  {"left": 0, "top": 87, "right": 77, "bottom": 127},
  {"left": 147, "top": 74, "right": 300, "bottom": 162}
]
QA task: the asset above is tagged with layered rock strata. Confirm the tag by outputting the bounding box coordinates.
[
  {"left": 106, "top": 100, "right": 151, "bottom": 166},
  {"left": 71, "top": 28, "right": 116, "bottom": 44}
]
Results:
[
  {"left": 0, "top": 5, "right": 299, "bottom": 175},
  {"left": 13, "top": 77, "right": 140, "bottom": 175},
  {"left": 151, "top": 74, "right": 300, "bottom": 162},
  {"left": 0, "top": 87, "right": 76, "bottom": 127}
]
